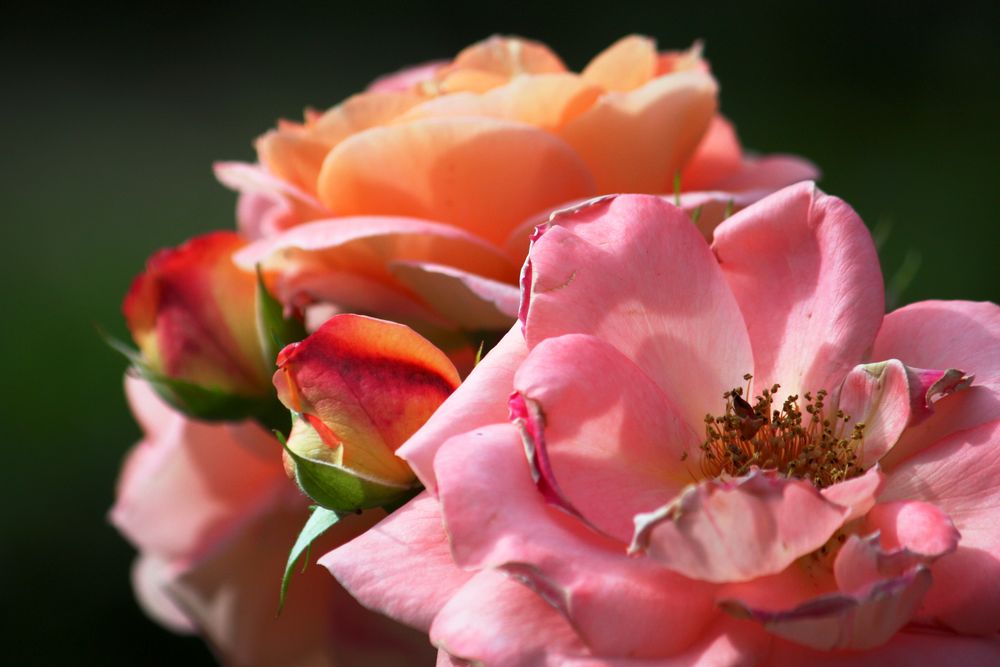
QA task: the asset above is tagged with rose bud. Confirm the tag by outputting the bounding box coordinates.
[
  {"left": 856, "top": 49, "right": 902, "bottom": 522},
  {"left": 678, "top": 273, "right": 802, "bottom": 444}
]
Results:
[
  {"left": 122, "top": 231, "right": 282, "bottom": 423},
  {"left": 273, "top": 314, "right": 460, "bottom": 511}
]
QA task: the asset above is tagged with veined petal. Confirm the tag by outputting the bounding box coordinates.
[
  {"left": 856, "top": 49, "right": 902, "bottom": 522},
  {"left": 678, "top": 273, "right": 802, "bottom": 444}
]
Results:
[
  {"left": 435, "top": 423, "right": 716, "bottom": 657},
  {"left": 522, "top": 194, "right": 753, "bottom": 434},
  {"left": 712, "top": 182, "right": 884, "bottom": 401},
  {"left": 631, "top": 470, "right": 848, "bottom": 583},
  {"left": 511, "top": 334, "right": 700, "bottom": 542}
]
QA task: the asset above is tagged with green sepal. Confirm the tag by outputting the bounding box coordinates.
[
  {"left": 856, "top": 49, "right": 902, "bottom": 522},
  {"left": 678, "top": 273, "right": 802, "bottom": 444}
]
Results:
[
  {"left": 275, "top": 431, "right": 417, "bottom": 512},
  {"left": 279, "top": 505, "right": 343, "bottom": 615},
  {"left": 255, "top": 265, "right": 308, "bottom": 371},
  {"left": 690, "top": 205, "right": 703, "bottom": 225},
  {"left": 102, "top": 330, "right": 289, "bottom": 431}
]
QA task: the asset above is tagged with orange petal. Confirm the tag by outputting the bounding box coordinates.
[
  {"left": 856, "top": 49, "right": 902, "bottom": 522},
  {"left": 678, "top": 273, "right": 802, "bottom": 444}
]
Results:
[
  {"left": 581, "top": 35, "right": 658, "bottom": 92},
  {"left": 316, "top": 117, "right": 596, "bottom": 245},
  {"left": 397, "top": 74, "right": 602, "bottom": 132},
  {"left": 256, "top": 129, "right": 330, "bottom": 196},
  {"left": 451, "top": 35, "right": 566, "bottom": 77},
  {"left": 559, "top": 70, "right": 718, "bottom": 193},
  {"left": 308, "top": 90, "right": 424, "bottom": 147},
  {"left": 390, "top": 261, "right": 520, "bottom": 329}
]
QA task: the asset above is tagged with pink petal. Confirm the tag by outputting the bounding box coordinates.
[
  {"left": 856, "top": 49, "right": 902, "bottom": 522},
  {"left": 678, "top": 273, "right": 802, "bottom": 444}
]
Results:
[
  {"left": 320, "top": 492, "right": 473, "bottom": 632},
  {"left": 213, "top": 161, "right": 327, "bottom": 238},
  {"left": 131, "top": 556, "right": 195, "bottom": 634},
  {"left": 111, "top": 379, "right": 287, "bottom": 561},
  {"left": 722, "top": 567, "right": 931, "bottom": 651},
  {"left": 398, "top": 325, "right": 527, "bottom": 492},
  {"left": 764, "top": 630, "right": 1000, "bottom": 667},
  {"left": 679, "top": 115, "right": 744, "bottom": 192},
  {"left": 631, "top": 470, "right": 848, "bottom": 583},
  {"left": 872, "top": 300, "right": 1000, "bottom": 467},
  {"left": 511, "top": 333, "right": 700, "bottom": 542},
  {"left": 390, "top": 260, "right": 520, "bottom": 329},
  {"left": 522, "top": 194, "right": 754, "bottom": 434},
  {"left": 712, "top": 182, "right": 883, "bottom": 400},
  {"left": 710, "top": 154, "right": 820, "bottom": 193},
  {"left": 435, "top": 423, "right": 717, "bottom": 657},
  {"left": 865, "top": 501, "right": 960, "bottom": 560},
  {"left": 820, "top": 465, "right": 885, "bottom": 522},
  {"left": 430, "top": 570, "right": 586, "bottom": 666},
  {"left": 837, "top": 361, "right": 916, "bottom": 467},
  {"left": 879, "top": 419, "right": 1000, "bottom": 634}
]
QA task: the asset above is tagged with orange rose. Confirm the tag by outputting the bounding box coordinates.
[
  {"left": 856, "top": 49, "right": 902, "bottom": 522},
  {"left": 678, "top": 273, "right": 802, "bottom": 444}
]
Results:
[{"left": 217, "top": 34, "right": 816, "bottom": 341}]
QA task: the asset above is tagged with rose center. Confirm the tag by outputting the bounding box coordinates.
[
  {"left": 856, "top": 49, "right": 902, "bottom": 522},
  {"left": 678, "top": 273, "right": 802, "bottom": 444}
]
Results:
[{"left": 699, "top": 374, "right": 865, "bottom": 489}]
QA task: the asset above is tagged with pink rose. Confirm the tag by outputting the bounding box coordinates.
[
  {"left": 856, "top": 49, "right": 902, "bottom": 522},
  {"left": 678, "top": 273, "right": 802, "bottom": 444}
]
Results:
[
  {"left": 325, "top": 184, "right": 1000, "bottom": 665},
  {"left": 110, "top": 378, "right": 434, "bottom": 667},
  {"left": 217, "top": 35, "right": 817, "bottom": 334}
]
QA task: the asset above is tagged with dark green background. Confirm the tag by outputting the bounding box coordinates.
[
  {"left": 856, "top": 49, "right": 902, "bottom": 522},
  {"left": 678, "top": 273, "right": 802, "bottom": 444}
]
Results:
[{"left": 3, "top": 2, "right": 998, "bottom": 664}]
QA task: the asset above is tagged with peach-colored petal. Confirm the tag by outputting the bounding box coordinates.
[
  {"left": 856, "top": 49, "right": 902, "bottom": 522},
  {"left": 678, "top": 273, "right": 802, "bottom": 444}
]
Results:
[
  {"left": 879, "top": 419, "right": 1000, "bottom": 634},
  {"left": 712, "top": 182, "right": 883, "bottom": 401},
  {"left": 631, "top": 470, "right": 848, "bottom": 583},
  {"left": 320, "top": 493, "right": 473, "bottom": 632},
  {"left": 367, "top": 60, "right": 446, "bottom": 93},
  {"left": 511, "top": 334, "right": 700, "bottom": 542},
  {"left": 450, "top": 35, "right": 567, "bottom": 77},
  {"left": 273, "top": 314, "right": 460, "bottom": 484},
  {"left": 559, "top": 70, "right": 717, "bottom": 193},
  {"left": 435, "top": 423, "right": 716, "bottom": 657},
  {"left": 872, "top": 301, "right": 1000, "bottom": 467},
  {"left": 256, "top": 128, "right": 330, "bottom": 196},
  {"left": 317, "top": 117, "right": 596, "bottom": 245},
  {"left": 581, "top": 35, "right": 658, "bottom": 92},
  {"left": 522, "top": 195, "right": 753, "bottom": 435},
  {"left": 398, "top": 326, "right": 527, "bottom": 493},
  {"left": 430, "top": 570, "right": 586, "bottom": 666},
  {"left": 820, "top": 465, "right": 885, "bottom": 522},
  {"left": 395, "top": 73, "right": 603, "bottom": 132},
  {"left": 308, "top": 90, "right": 424, "bottom": 147},
  {"left": 390, "top": 260, "right": 520, "bottom": 329}
]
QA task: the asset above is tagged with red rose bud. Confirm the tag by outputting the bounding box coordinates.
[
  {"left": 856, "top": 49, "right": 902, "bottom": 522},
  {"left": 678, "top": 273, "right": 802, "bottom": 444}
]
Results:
[
  {"left": 123, "top": 232, "right": 278, "bottom": 421},
  {"left": 274, "top": 314, "right": 460, "bottom": 510}
]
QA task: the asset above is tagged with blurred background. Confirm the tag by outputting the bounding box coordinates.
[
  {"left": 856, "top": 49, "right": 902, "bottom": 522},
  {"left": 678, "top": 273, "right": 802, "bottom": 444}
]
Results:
[{"left": 2, "top": 1, "right": 998, "bottom": 663}]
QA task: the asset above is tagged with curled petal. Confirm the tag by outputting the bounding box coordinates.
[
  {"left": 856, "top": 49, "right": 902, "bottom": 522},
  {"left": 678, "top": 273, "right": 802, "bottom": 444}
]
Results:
[
  {"left": 820, "top": 465, "right": 885, "bottom": 522},
  {"left": 581, "top": 34, "right": 658, "bottom": 92},
  {"left": 864, "top": 501, "right": 960, "bottom": 561},
  {"left": 721, "top": 567, "right": 931, "bottom": 651},
  {"left": 631, "top": 470, "right": 847, "bottom": 583},
  {"left": 390, "top": 261, "right": 520, "bottom": 329}
]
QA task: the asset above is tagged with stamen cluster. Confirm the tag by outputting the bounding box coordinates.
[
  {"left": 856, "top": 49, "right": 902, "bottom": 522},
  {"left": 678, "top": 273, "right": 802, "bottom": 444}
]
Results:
[{"left": 699, "top": 374, "right": 865, "bottom": 489}]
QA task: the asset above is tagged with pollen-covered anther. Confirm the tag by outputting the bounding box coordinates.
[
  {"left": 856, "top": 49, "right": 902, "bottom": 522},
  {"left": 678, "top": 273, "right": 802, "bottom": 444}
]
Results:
[{"left": 699, "top": 375, "right": 865, "bottom": 489}]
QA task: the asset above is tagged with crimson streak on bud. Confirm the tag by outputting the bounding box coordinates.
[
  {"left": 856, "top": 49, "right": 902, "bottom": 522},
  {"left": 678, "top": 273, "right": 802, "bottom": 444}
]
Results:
[
  {"left": 123, "top": 232, "right": 273, "bottom": 402},
  {"left": 274, "top": 314, "right": 461, "bottom": 494}
]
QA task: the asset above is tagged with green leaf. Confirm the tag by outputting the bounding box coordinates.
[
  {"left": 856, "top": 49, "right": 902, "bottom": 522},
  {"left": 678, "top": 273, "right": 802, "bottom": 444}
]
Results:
[
  {"left": 279, "top": 505, "right": 342, "bottom": 615},
  {"left": 255, "top": 264, "right": 308, "bottom": 371},
  {"left": 276, "top": 431, "right": 417, "bottom": 512},
  {"left": 100, "top": 328, "right": 288, "bottom": 430}
]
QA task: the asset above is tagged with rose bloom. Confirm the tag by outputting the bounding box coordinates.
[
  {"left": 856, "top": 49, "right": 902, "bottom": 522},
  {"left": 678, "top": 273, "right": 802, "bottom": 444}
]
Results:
[
  {"left": 219, "top": 35, "right": 816, "bottom": 333},
  {"left": 113, "top": 236, "right": 435, "bottom": 666},
  {"left": 324, "top": 183, "right": 1000, "bottom": 665}
]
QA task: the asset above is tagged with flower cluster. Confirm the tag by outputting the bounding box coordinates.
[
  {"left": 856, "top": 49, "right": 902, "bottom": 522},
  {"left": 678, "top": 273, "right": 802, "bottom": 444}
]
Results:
[{"left": 110, "top": 33, "right": 1000, "bottom": 667}]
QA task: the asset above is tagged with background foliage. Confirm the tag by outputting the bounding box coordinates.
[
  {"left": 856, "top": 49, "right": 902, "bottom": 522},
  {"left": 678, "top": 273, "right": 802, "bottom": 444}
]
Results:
[{"left": 3, "top": 1, "right": 997, "bottom": 663}]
